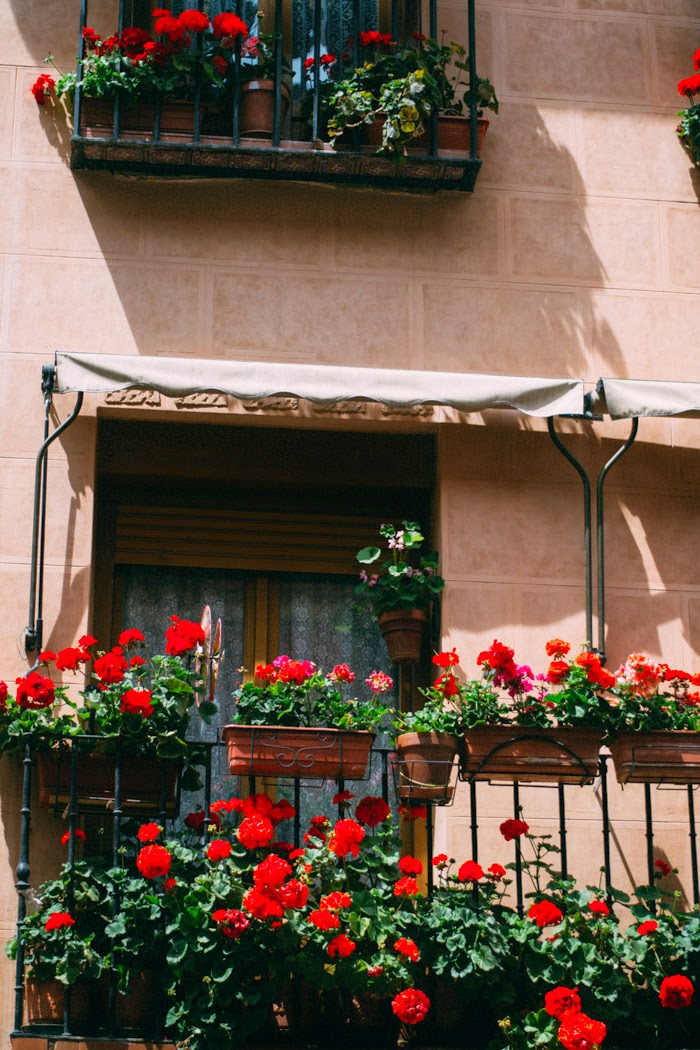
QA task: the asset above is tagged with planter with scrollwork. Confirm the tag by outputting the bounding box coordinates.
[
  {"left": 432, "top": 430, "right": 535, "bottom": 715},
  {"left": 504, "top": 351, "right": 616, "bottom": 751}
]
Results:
[{"left": 222, "top": 725, "right": 374, "bottom": 779}]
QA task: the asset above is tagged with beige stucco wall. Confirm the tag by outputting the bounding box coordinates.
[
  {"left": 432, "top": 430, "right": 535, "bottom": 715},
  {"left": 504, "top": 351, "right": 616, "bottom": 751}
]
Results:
[{"left": 0, "top": 0, "right": 699, "bottom": 1039}]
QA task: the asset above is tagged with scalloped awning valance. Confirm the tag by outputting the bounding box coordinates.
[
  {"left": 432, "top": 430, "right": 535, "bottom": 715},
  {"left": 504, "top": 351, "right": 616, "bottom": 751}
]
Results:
[
  {"left": 53, "top": 352, "right": 585, "bottom": 418},
  {"left": 591, "top": 377, "right": 700, "bottom": 419}
]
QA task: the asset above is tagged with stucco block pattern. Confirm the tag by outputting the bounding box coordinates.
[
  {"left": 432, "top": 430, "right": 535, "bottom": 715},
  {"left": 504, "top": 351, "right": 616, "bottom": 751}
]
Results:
[{"left": 591, "top": 291, "right": 700, "bottom": 381}]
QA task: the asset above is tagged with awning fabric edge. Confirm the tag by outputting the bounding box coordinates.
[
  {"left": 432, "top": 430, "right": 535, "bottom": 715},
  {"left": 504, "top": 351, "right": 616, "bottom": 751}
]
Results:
[
  {"left": 595, "top": 378, "right": 700, "bottom": 420},
  {"left": 53, "top": 352, "right": 585, "bottom": 418}
]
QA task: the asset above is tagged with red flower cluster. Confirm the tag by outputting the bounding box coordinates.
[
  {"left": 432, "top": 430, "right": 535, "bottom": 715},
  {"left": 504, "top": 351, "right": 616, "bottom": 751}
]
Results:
[
  {"left": 391, "top": 988, "right": 430, "bottom": 1025},
  {"left": 55, "top": 646, "right": 91, "bottom": 672},
  {"left": 206, "top": 839, "right": 232, "bottom": 862},
  {"left": 165, "top": 616, "right": 205, "bottom": 656},
  {"left": 655, "top": 858, "right": 672, "bottom": 878},
  {"left": 398, "top": 855, "right": 422, "bottom": 875},
  {"left": 558, "top": 1011, "right": 607, "bottom": 1050},
  {"left": 31, "top": 73, "right": 55, "bottom": 105},
  {"left": 118, "top": 628, "right": 145, "bottom": 647},
  {"left": 212, "top": 12, "right": 248, "bottom": 44},
  {"left": 457, "top": 861, "right": 483, "bottom": 883},
  {"left": 499, "top": 818, "right": 529, "bottom": 841},
  {"left": 327, "top": 933, "right": 356, "bottom": 958},
  {"left": 329, "top": 818, "right": 365, "bottom": 857},
  {"left": 659, "top": 974, "right": 694, "bottom": 1009},
  {"left": 328, "top": 663, "right": 355, "bottom": 683},
  {"left": 254, "top": 854, "right": 292, "bottom": 888},
  {"left": 487, "top": 863, "right": 506, "bottom": 879},
  {"left": 588, "top": 900, "right": 610, "bottom": 917},
  {"left": 212, "top": 907, "right": 249, "bottom": 940},
  {"left": 320, "top": 891, "right": 351, "bottom": 911},
  {"left": 359, "top": 30, "right": 393, "bottom": 50},
  {"left": 332, "top": 789, "right": 355, "bottom": 806},
  {"left": 544, "top": 986, "right": 582, "bottom": 1020},
  {"left": 355, "top": 796, "right": 390, "bottom": 827},
  {"left": 255, "top": 655, "right": 315, "bottom": 685},
  {"left": 45, "top": 911, "right": 75, "bottom": 931},
  {"left": 210, "top": 797, "right": 243, "bottom": 816},
  {"left": 308, "top": 909, "right": 340, "bottom": 931},
  {"left": 61, "top": 829, "right": 86, "bottom": 845},
  {"left": 136, "top": 843, "right": 172, "bottom": 879},
  {"left": 137, "top": 822, "right": 162, "bottom": 843},
  {"left": 432, "top": 853, "right": 448, "bottom": 868},
  {"left": 15, "top": 672, "right": 55, "bottom": 709},
  {"left": 637, "top": 919, "right": 658, "bottom": 936},
  {"left": 184, "top": 808, "right": 221, "bottom": 832},
  {"left": 393, "top": 877, "right": 420, "bottom": 897},
  {"left": 528, "top": 900, "right": 563, "bottom": 928},
  {"left": 278, "top": 879, "right": 308, "bottom": 909},
  {"left": 394, "top": 937, "right": 420, "bottom": 962},
  {"left": 545, "top": 639, "right": 571, "bottom": 658},
  {"left": 94, "top": 647, "right": 128, "bottom": 685},
  {"left": 477, "top": 640, "right": 517, "bottom": 678},
  {"left": 238, "top": 815, "right": 274, "bottom": 850},
  {"left": 0, "top": 681, "right": 7, "bottom": 710},
  {"left": 574, "top": 651, "right": 616, "bottom": 690},
  {"left": 120, "top": 689, "right": 154, "bottom": 717},
  {"left": 243, "top": 885, "right": 284, "bottom": 920}
]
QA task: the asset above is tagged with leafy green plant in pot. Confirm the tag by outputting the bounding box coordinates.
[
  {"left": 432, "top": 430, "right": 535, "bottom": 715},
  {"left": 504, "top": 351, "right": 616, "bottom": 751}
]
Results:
[
  {"left": 356, "top": 521, "right": 444, "bottom": 664},
  {"left": 676, "top": 49, "right": 700, "bottom": 166},
  {"left": 238, "top": 10, "right": 293, "bottom": 137},
  {"left": 222, "top": 657, "right": 393, "bottom": 779}
]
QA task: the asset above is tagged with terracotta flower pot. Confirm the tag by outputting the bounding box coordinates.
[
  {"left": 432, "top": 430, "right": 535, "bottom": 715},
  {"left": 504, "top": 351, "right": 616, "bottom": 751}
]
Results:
[
  {"left": 36, "top": 748, "right": 178, "bottom": 814},
  {"left": 79, "top": 97, "right": 197, "bottom": 139},
  {"left": 239, "top": 80, "right": 290, "bottom": 137},
  {"left": 222, "top": 725, "right": 375, "bottom": 779},
  {"left": 377, "top": 608, "right": 427, "bottom": 664},
  {"left": 394, "top": 732, "right": 459, "bottom": 802},
  {"left": 363, "top": 115, "right": 489, "bottom": 156},
  {"left": 462, "top": 726, "right": 603, "bottom": 785},
  {"left": 24, "top": 977, "right": 92, "bottom": 1027},
  {"left": 610, "top": 730, "right": 700, "bottom": 784}
]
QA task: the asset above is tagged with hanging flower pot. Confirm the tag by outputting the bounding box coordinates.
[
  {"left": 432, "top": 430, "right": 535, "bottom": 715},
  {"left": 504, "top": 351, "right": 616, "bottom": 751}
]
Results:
[
  {"left": 36, "top": 748, "right": 179, "bottom": 814},
  {"left": 462, "top": 726, "right": 603, "bottom": 785},
  {"left": 394, "top": 731, "right": 459, "bottom": 802},
  {"left": 377, "top": 608, "right": 427, "bottom": 665},
  {"left": 222, "top": 725, "right": 375, "bottom": 780},
  {"left": 610, "top": 730, "right": 700, "bottom": 784}
]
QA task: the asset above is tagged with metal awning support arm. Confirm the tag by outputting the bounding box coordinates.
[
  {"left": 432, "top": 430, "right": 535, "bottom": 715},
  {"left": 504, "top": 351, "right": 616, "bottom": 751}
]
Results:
[
  {"left": 547, "top": 416, "right": 639, "bottom": 662},
  {"left": 596, "top": 418, "right": 639, "bottom": 662},
  {"left": 25, "top": 366, "right": 84, "bottom": 658},
  {"left": 547, "top": 418, "right": 594, "bottom": 649}
]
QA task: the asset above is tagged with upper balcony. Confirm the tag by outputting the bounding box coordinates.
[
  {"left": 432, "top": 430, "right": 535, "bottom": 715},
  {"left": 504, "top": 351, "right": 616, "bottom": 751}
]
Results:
[{"left": 64, "top": 0, "right": 489, "bottom": 193}]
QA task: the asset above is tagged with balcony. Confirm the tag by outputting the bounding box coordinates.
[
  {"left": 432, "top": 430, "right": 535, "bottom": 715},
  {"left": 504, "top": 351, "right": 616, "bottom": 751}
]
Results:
[{"left": 66, "top": 1, "right": 487, "bottom": 193}]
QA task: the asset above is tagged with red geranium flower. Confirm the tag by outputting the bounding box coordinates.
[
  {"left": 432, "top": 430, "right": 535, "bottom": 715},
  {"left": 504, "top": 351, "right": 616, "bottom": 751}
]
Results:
[
  {"left": 320, "top": 891, "right": 352, "bottom": 911},
  {"left": 528, "top": 900, "right": 563, "bottom": 928},
  {"left": 120, "top": 689, "right": 154, "bottom": 717},
  {"left": 544, "top": 986, "right": 582, "bottom": 1020},
  {"left": 55, "top": 647, "right": 90, "bottom": 671},
  {"left": 637, "top": 919, "right": 658, "bottom": 936},
  {"left": 394, "top": 937, "right": 420, "bottom": 962},
  {"left": 238, "top": 815, "right": 274, "bottom": 850},
  {"left": 279, "top": 879, "right": 308, "bottom": 910},
  {"left": 254, "top": 854, "right": 292, "bottom": 888},
  {"left": 655, "top": 859, "right": 672, "bottom": 877},
  {"left": 499, "top": 818, "right": 529, "bottom": 841},
  {"left": 433, "top": 649, "right": 459, "bottom": 669},
  {"left": 212, "top": 907, "right": 249, "bottom": 940},
  {"left": 136, "top": 843, "right": 171, "bottom": 879},
  {"left": 391, "top": 988, "right": 430, "bottom": 1025},
  {"left": 31, "top": 73, "right": 55, "bottom": 105},
  {"left": 355, "top": 796, "right": 390, "bottom": 827},
  {"left": 61, "top": 829, "right": 86, "bottom": 844},
  {"left": 137, "top": 822, "right": 162, "bottom": 843},
  {"left": 332, "top": 789, "right": 355, "bottom": 805},
  {"left": 487, "top": 863, "right": 506, "bottom": 879},
  {"left": 243, "top": 885, "right": 284, "bottom": 919},
  {"left": 545, "top": 638, "right": 571, "bottom": 658},
  {"left": 588, "top": 900, "right": 610, "bottom": 916},
  {"left": 327, "top": 933, "right": 356, "bottom": 958},
  {"left": 211, "top": 12, "right": 248, "bottom": 43},
  {"left": 94, "top": 648, "right": 128, "bottom": 684},
  {"left": 44, "top": 911, "right": 75, "bottom": 931},
  {"left": 165, "top": 616, "right": 205, "bottom": 656},
  {"left": 15, "top": 672, "right": 55, "bottom": 710},
  {"left": 328, "top": 818, "right": 365, "bottom": 857},
  {"left": 206, "top": 839, "right": 232, "bottom": 862},
  {"left": 398, "top": 855, "right": 423, "bottom": 875},
  {"left": 308, "top": 909, "right": 340, "bottom": 930},
  {"left": 432, "top": 854, "right": 448, "bottom": 868},
  {"left": 458, "top": 860, "right": 484, "bottom": 882},
  {"left": 184, "top": 809, "right": 221, "bottom": 832},
  {"left": 394, "top": 877, "right": 420, "bottom": 897},
  {"left": 547, "top": 659, "right": 570, "bottom": 684},
  {"left": 558, "top": 1011, "right": 606, "bottom": 1050},
  {"left": 659, "top": 974, "right": 694, "bottom": 1009},
  {"left": 118, "top": 628, "right": 145, "bottom": 647}
]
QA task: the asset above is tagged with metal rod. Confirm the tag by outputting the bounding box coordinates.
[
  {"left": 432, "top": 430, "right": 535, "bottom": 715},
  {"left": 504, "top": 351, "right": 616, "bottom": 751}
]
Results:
[
  {"left": 13, "top": 739, "right": 33, "bottom": 1034},
  {"left": 74, "top": 0, "right": 90, "bottom": 136},
  {"left": 467, "top": 0, "right": 477, "bottom": 159},
  {"left": 558, "top": 783, "right": 567, "bottom": 879},
  {"left": 644, "top": 783, "right": 655, "bottom": 909},
  {"left": 688, "top": 785, "right": 699, "bottom": 907},
  {"left": 595, "top": 418, "right": 639, "bottom": 661},
  {"left": 514, "top": 783, "right": 524, "bottom": 917},
  {"left": 273, "top": 0, "right": 283, "bottom": 147},
  {"left": 599, "top": 755, "right": 612, "bottom": 901},
  {"left": 26, "top": 374, "right": 83, "bottom": 657},
  {"left": 547, "top": 417, "right": 593, "bottom": 648},
  {"left": 426, "top": 804, "right": 434, "bottom": 898},
  {"left": 470, "top": 779, "right": 478, "bottom": 860},
  {"left": 62, "top": 742, "right": 80, "bottom": 1037},
  {"left": 293, "top": 779, "right": 301, "bottom": 848}
]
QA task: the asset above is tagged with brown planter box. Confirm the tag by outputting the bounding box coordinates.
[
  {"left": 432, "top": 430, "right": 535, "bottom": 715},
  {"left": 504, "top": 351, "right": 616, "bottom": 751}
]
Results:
[
  {"left": 363, "top": 115, "right": 489, "bottom": 156},
  {"left": 24, "top": 978, "right": 91, "bottom": 1027},
  {"left": 462, "top": 726, "right": 603, "bottom": 785},
  {"left": 394, "top": 731, "right": 459, "bottom": 802},
  {"left": 610, "top": 730, "right": 700, "bottom": 784},
  {"left": 36, "top": 749, "right": 178, "bottom": 814},
  {"left": 79, "top": 98, "right": 196, "bottom": 140},
  {"left": 222, "top": 725, "right": 374, "bottom": 779}
]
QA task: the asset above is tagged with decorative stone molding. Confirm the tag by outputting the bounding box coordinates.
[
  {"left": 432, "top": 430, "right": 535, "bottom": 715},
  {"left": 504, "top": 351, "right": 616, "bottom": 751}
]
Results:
[
  {"left": 381, "top": 404, "right": 434, "bottom": 417},
  {"left": 105, "top": 389, "right": 160, "bottom": 406},
  {"left": 174, "top": 393, "right": 227, "bottom": 409},
  {"left": 310, "top": 400, "right": 367, "bottom": 415},
  {"left": 242, "top": 397, "right": 300, "bottom": 412}
]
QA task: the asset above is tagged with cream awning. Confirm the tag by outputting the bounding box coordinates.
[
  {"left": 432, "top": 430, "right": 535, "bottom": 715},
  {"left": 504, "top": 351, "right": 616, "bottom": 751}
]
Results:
[
  {"left": 593, "top": 378, "right": 700, "bottom": 419},
  {"left": 53, "top": 352, "right": 585, "bottom": 418}
]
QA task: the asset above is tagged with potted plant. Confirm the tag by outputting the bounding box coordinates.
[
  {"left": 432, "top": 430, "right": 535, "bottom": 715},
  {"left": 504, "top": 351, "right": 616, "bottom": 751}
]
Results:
[
  {"left": 238, "top": 10, "right": 293, "bottom": 137},
  {"left": 392, "top": 650, "right": 462, "bottom": 803},
  {"left": 323, "top": 30, "right": 498, "bottom": 157},
  {"left": 0, "top": 614, "right": 219, "bottom": 810},
  {"left": 355, "top": 522, "right": 445, "bottom": 664},
  {"left": 222, "top": 657, "right": 392, "bottom": 779},
  {"left": 606, "top": 652, "right": 700, "bottom": 784},
  {"left": 676, "top": 50, "right": 700, "bottom": 166},
  {"left": 30, "top": 8, "right": 246, "bottom": 137}
]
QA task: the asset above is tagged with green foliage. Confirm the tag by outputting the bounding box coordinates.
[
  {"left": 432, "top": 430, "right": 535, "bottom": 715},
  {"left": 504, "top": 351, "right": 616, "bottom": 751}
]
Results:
[
  {"left": 355, "top": 521, "right": 444, "bottom": 615},
  {"left": 677, "top": 102, "right": 700, "bottom": 166}
]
